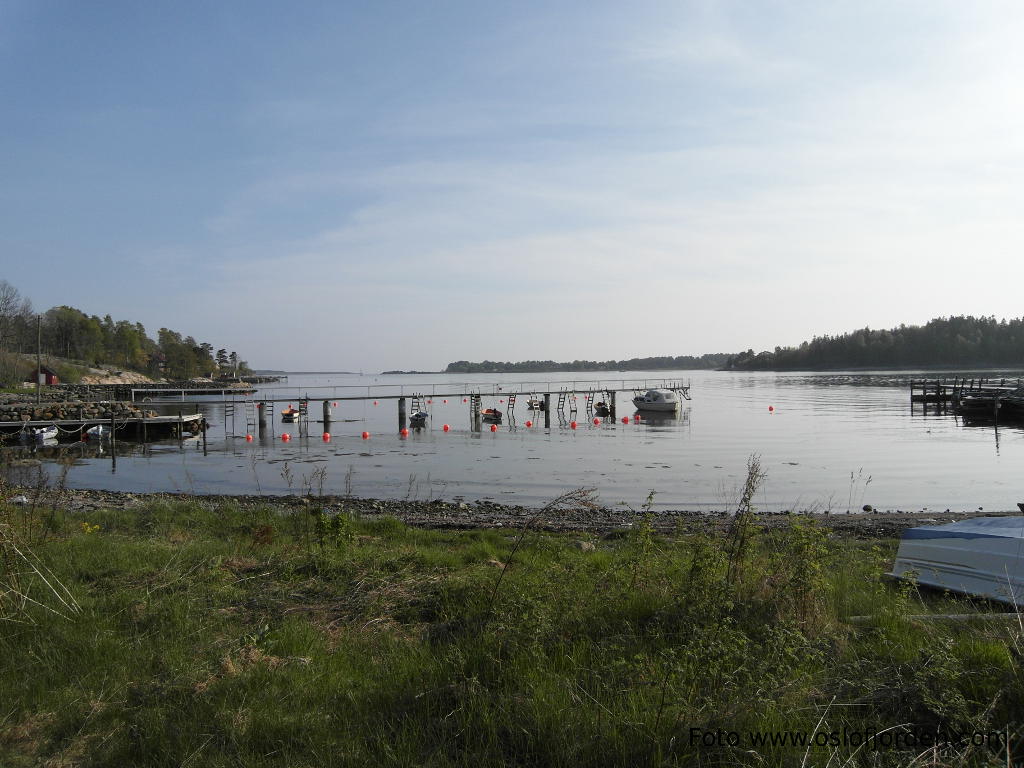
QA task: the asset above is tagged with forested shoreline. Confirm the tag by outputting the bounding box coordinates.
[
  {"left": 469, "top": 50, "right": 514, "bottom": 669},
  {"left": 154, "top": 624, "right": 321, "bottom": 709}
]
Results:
[
  {"left": 725, "top": 316, "right": 1024, "bottom": 370},
  {"left": 444, "top": 353, "right": 732, "bottom": 374},
  {"left": 0, "top": 280, "right": 250, "bottom": 385}
]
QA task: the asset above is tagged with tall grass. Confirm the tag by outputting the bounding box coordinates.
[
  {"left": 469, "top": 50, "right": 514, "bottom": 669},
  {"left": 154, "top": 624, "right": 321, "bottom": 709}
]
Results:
[{"left": 0, "top": 489, "right": 1020, "bottom": 766}]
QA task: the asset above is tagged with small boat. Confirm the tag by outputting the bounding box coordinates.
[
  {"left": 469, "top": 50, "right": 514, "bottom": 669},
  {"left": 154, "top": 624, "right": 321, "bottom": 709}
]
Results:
[
  {"left": 594, "top": 402, "right": 610, "bottom": 417},
  {"left": 632, "top": 389, "right": 680, "bottom": 412},
  {"left": 481, "top": 408, "right": 502, "bottom": 422},
  {"left": 85, "top": 424, "right": 111, "bottom": 439},
  {"left": 409, "top": 410, "right": 429, "bottom": 428},
  {"left": 281, "top": 406, "right": 300, "bottom": 422},
  {"left": 890, "top": 516, "right": 1024, "bottom": 605},
  {"left": 21, "top": 425, "right": 58, "bottom": 442}
]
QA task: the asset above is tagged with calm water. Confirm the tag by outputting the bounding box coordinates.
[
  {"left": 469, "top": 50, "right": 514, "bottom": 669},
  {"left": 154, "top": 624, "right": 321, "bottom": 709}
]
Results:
[{"left": 6, "top": 370, "right": 1024, "bottom": 513}]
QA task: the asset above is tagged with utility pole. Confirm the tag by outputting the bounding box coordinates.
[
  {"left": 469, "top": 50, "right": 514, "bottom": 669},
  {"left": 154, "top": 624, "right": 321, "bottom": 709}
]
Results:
[{"left": 35, "top": 314, "right": 41, "bottom": 404}]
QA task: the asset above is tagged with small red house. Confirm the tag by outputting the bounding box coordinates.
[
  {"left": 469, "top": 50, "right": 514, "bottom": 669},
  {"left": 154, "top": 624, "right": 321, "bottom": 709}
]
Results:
[{"left": 28, "top": 366, "right": 60, "bottom": 385}]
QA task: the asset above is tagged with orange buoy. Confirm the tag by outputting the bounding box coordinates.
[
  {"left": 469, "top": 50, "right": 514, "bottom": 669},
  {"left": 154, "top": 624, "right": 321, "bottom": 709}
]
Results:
[
  {"left": 400, "top": 428, "right": 409, "bottom": 437},
  {"left": 525, "top": 420, "right": 532, "bottom": 427},
  {"left": 570, "top": 421, "right": 577, "bottom": 429},
  {"left": 443, "top": 424, "right": 450, "bottom": 432},
  {"left": 282, "top": 433, "right": 291, "bottom": 442},
  {"left": 361, "top": 431, "right": 370, "bottom": 439},
  {"left": 245, "top": 434, "right": 253, "bottom": 441},
  {"left": 322, "top": 433, "right": 331, "bottom": 442},
  {"left": 490, "top": 424, "right": 497, "bottom": 432}
]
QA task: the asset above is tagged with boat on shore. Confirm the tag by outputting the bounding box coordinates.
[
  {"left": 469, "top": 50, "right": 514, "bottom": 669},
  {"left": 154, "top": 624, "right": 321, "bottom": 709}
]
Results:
[
  {"left": 890, "top": 516, "right": 1024, "bottom": 605},
  {"left": 632, "top": 389, "right": 680, "bottom": 412}
]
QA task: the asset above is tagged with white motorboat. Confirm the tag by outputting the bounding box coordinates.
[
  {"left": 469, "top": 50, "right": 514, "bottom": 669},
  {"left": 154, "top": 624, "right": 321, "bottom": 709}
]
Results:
[
  {"left": 632, "top": 389, "right": 680, "bottom": 412},
  {"left": 23, "top": 425, "right": 58, "bottom": 442},
  {"left": 890, "top": 516, "right": 1024, "bottom": 605},
  {"left": 409, "top": 410, "right": 429, "bottom": 428},
  {"left": 85, "top": 424, "right": 112, "bottom": 439}
]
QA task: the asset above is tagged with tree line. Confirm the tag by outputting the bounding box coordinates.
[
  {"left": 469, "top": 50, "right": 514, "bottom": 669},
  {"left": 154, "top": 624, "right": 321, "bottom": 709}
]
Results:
[
  {"left": 726, "top": 316, "right": 1024, "bottom": 370},
  {"left": 445, "top": 354, "right": 732, "bottom": 374},
  {"left": 0, "top": 280, "right": 251, "bottom": 385}
]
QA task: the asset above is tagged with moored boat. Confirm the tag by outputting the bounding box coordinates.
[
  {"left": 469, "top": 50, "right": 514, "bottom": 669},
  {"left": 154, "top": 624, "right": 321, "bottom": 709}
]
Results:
[
  {"left": 481, "top": 408, "right": 502, "bottom": 422},
  {"left": 632, "top": 389, "right": 680, "bottom": 412},
  {"left": 281, "top": 406, "right": 300, "bottom": 422},
  {"left": 409, "top": 410, "right": 428, "bottom": 428}
]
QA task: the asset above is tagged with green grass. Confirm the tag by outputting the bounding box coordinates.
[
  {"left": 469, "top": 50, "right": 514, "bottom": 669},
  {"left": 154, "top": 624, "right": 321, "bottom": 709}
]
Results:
[{"left": 0, "top": 497, "right": 1021, "bottom": 767}]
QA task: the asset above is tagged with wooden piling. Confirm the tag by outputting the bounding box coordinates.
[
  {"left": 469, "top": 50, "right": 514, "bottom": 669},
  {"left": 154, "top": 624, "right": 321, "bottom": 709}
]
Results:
[
  {"left": 609, "top": 391, "right": 616, "bottom": 419},
  {"left": 398, "top": 397, "right": 406, "bottom": 431},
  {"left": 258, "top": 402, "right": 267, "bottom": 435},
  {"left": 110, "top": 413, "right": 116, "bottom": 471},
  {"left": 323, "top": 400, "right": 332, "bottom": 432},
  {"left": 178, "top": 410, "right": 184, "bottom": 443},
  {"left": 544, "top": 393, "right": 551, "bottom": 428}
]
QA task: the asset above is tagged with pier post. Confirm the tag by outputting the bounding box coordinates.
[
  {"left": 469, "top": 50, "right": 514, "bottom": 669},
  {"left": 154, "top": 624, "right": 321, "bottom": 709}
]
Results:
[
  {"left": 398, "top": 397, "right": 406, "bottom": 431},
  {"left": 609, "top": 391, "right": 616, "bottom": 419},
  {"left": 110, "top": 413, "right": 117, "bottom": 471},
  {"left": 323, "top": 400, "right": 332, "bottom": 432},
  {"left": 178, "top": 410, "right": 184, "bottom": 444},
  {"left": 544, "top": 393, "right": 551, "bottom": 428},
  {"left": 202, "top": 417, "right": 207, "bottom": 455},
  {"left": 258, "top": 402, "right": 267, "bottom": 436}
]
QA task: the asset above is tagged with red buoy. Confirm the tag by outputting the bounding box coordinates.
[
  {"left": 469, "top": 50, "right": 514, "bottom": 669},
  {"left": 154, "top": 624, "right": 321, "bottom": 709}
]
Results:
[
  {"left": 634, "top": 414, "right": 641, "bottom": 421},
  {"left": 570, "top": 421, "right": 577, "bottom": 429},
  {"left": 427, "top": 399, "right": 432, "bottom": 404},
  {"left": 768, "top": 405, "right": 774, "bottom": 412},
  {"left": 525, "top": 420, "right": 532, "bottom": 428},
  {"left": 373, "top": 400, "right": 378, "bottom": 406},
  {"left": 361, "top": 431, "right": 370, "bottom": 439},
  {"left": 282, "top": 433, "right": 291, "bottom": 442},
  {"left": 245, "top": 434, "right": 253, "bottom": 441},
  {"left": 322, "top": 433, "right": 331, "bottom": 442},
  {"left": 621, "top": 417, "right": 628, "bottom": 424},
  {"left": 443, "top": 424, "right": 450, "bottom": 432},
  {"left": 490, "top": 424, "right": 497, "bottom": 432},
  {"left": 332, "top": 402, "right": 338, "bottom": 408},
  {"left": 443, "top": 399, "right": 448, "bottom": 404},
  {"left": 400, "top": 428, "right": 409, "bottom": 437},
  {"left": 463, "top": 398, "right": 467, "bottom": 403},
  {"left": 593, "top": 418, "right": 600, "bottom": 425},
  {"left": 499, "top": 399, "right": 504, "bottom": 404}
]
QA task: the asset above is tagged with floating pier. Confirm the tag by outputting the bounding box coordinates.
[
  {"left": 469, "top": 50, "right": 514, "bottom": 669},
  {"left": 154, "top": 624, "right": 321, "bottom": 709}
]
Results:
[
  {"left": 911, "top": 377, "right": 1024, "bottom": 422},
  {"left": 0, "top": 413, "right": 206, "bottom": 442}
]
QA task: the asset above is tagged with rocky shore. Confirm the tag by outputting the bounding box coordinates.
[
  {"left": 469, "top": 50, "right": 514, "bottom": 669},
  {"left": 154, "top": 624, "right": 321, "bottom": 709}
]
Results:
[
  {"left": 0, "top": 396, "right": 157, "bottom": 423},
  {"left": 8, "top": 488, "right": 1017, "bottom": 539}
]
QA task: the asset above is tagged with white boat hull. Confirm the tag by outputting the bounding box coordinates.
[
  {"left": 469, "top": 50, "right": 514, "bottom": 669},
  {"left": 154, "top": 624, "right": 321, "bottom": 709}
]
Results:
[
  {"left": 891, "top": 517, "right": 1024, "bottom": 605},
  {"left": 632, "top": 389, "right": 680, "bottom": 411}
]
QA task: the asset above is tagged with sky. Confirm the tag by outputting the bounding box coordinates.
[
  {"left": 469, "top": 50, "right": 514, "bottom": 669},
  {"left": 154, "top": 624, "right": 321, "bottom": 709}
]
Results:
[{"left": 2, "top": 1, "right": 1023, "bottom": 372}]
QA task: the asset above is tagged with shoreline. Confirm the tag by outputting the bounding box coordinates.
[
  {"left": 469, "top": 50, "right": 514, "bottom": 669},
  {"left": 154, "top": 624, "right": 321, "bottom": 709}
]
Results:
[{"left": 13, "top": 487, "right": 1019, "bottom": 539}]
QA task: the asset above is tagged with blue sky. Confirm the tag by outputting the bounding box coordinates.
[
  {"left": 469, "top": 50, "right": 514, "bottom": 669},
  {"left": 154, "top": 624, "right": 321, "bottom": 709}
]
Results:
[{"left": 3, "top": 1, "right": 1023, "bottom": 371}]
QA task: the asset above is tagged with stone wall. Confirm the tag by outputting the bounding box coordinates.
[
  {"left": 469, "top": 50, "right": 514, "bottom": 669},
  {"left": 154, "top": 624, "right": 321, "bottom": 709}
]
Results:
[{"left": 0, "top": 399, "right": 157, "bottom": 423}]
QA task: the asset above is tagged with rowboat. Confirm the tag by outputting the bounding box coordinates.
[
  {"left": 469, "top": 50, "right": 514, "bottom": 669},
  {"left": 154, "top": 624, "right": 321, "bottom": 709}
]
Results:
[{"left": 890, "top": 516, "right": 1024, "bottom": 605}]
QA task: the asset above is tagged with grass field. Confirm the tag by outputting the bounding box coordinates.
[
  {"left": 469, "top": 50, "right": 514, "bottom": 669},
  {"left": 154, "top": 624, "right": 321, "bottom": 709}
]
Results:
[{"left": 1, "top": 482, "right": 1021, "bottom": 766}]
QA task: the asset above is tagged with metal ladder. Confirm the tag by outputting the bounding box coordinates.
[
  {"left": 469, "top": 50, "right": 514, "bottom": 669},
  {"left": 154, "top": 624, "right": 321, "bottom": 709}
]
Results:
[
  {"left": 298, "top": 397, "right": 310, "bottom": 435},
  {"left": 244, "top": 398, "right": 257, "bottom": 434},
  {"left": 506, "top": 393, "right": 516, "bottom": 411}
]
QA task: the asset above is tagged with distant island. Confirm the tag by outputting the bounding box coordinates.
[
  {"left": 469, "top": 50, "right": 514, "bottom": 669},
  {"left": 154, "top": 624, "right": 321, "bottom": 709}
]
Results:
[
  {"left": 726, "top": 315, "right": 1024, "bottom": 371},
  {"left": 443, "top": 354, "right": 731, "bottom": 374}
]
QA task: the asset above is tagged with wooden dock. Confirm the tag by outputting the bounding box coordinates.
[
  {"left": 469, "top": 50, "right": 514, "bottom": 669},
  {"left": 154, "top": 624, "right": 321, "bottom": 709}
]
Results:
[
  {"left": 0, "top": 413, "right": 205, "bottom": 441},
  {"left": 911, "top": 377, "right": 1024, "bottom": 423}
]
